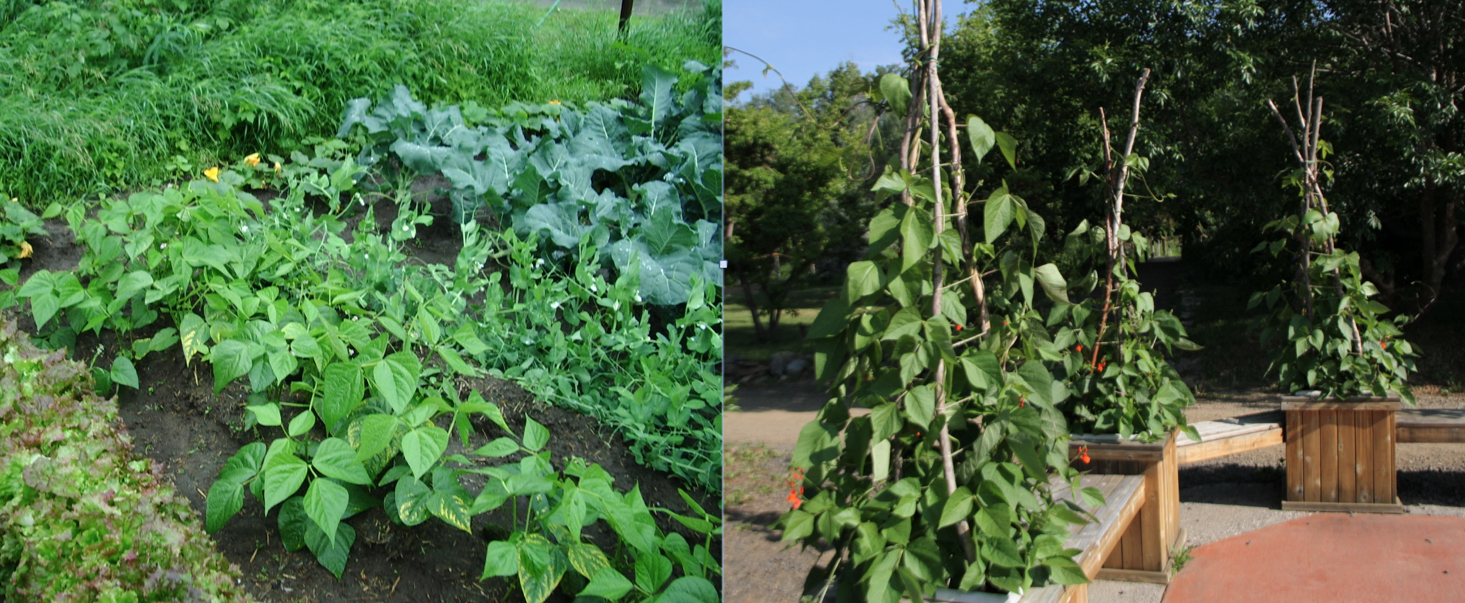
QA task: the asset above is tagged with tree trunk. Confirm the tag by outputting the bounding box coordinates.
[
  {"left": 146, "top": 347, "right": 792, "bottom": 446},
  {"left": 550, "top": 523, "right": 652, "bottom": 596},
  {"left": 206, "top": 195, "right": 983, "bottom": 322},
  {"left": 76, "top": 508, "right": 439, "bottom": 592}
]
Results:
[
  {"left": 738, "top": 270, "right": 766, "bottom": 342},
  {"left": 618, "top": 0, "right": 634, "bottom": 35},
  {"left": 1420, "top": 176, "right": 1460, "bottom": 301}
]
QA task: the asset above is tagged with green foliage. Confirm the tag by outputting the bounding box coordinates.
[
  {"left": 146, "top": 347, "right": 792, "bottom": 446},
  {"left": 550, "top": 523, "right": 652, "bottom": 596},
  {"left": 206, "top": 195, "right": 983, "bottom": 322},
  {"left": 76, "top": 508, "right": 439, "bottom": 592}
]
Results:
[
  {"left": 0, "top": 320, "right": 254, "bottom": 602},
  {"left": 725, "top": 62, "right": 889, "bottom": 340},
  {"left": 1048, "top": 219, "right": 1201, "bottom": 441},
  {"left": 787, "top": 117, "right": 1095, "bottom": 598},
  {"left": 0, "top": 0, "right": 721, "bottom": 207},
  {"left": 337, "top": 62, "right": 723, "bottom": 307},
  {"left": 14, "top": 143, "right": 719, "bottom": 596},
  {"left": 1250, "top": 213, "right": 1418, "bottom": 403},
  {"left": 0, "top": 198, "right": 50, "bottom": 265}
]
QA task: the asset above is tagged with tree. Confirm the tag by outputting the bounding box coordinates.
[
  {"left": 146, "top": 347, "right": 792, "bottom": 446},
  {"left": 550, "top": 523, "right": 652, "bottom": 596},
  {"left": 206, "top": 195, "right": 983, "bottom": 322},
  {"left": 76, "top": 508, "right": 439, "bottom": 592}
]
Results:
[
  {"left": 724, "top": 63, "right": 892, "bottom": 341},
  {"left": 935, "top": 0, "right": 1463, "bottom": 303}
]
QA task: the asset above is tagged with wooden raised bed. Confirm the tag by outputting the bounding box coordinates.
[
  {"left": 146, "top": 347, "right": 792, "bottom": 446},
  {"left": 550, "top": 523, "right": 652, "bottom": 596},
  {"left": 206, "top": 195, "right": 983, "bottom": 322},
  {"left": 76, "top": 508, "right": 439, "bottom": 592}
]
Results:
[
  {"left": 1067, "top": 430, "right": 1181, "bottom": 584},
  {"left": 1281, "top": 394, "right": 1403, "bottom": 513}
]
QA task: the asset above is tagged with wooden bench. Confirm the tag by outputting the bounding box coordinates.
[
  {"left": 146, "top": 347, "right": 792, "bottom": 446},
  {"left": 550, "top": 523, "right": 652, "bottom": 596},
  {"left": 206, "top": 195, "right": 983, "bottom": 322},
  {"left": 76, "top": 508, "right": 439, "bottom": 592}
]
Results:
[
  {"left": 1068, "top": 432, "right": 1182, "bottom": 584},
  {"left": 1396, "top": 409, "right": 1465, "bottom": 443},
  {"left": 925, "top": 473, "right": 1147, "bottom": 603},
  {"left": 1176, "top": 410, "right": 1284, "bottom": 465}
]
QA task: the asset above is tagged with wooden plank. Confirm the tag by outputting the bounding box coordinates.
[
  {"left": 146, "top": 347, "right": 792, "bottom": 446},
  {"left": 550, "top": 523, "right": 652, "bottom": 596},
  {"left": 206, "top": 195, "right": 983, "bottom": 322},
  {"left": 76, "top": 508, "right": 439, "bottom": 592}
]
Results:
[
  {"left": 1073, "top": 476, "right": 1145, "bottom": 579},
  {"left": 1304, "top": 410, "right": 1321, "bottom": 501},
  {"left": 1282, "top": 400, "right": 1400, "bottom": 411},
  {"left": 1103, "top": 539, "right": 1124, "bottom": 569},
  {"left": 1286, "top": 410, "right": 1303, "bottom": 501},
  {"left": 1140, "top": 459, "right": 1162, "bottom": 571},
  {"left": 1395, "top": 409, "right": 1465, "bottom": 443},
  {"left": 1062, "top": 583, "right": 1087, "bottom": 603},
  {"left": 1071, "top": 447, "right": 1166, "bottom": 462},
  {"left": 1165, "top": 434, "right": 1179, "bottom": 540},
  {"left": 1397, "top": 425, "right": 1465, "bottom": 443},
  {"left": 1320, "top": 409, "right": 1338, "bottom": 502},
  {"left": 1396, "top": 408, "right": 1465, "bottom": 424},
  {"left": 1356, "top": 409, "right": 1373, "bottom": 504},
  {"left": 1338, "top": 409, "right": 1355, "bottom": 502},
  {"left": 1280, "top": 499, "right": 1405, "bottom": 514},
  {"left": 1177, "top": 412, "right": 1284, "bottom": 445},
  {"left": 1388, "top": 411, "right": 1398, "bottom": 499},
  {"left": 1011, "top": 585, "right": 1066, "bottom": 603},
  {"left": 1061, "top": 475, "right": 1119, "bottom": 553},
  {"left": 1095, "top": 567, "right": 1172, "bottom": 584},
  {"left": 1372, "top": 410, "right": 1394, "bottom": 505},
  {"left": 1120, "top": 508, "right": 1144, "bottom": 569},
  {"left": 1176, "top": 428, "right": 1283, "bottom": 464}
]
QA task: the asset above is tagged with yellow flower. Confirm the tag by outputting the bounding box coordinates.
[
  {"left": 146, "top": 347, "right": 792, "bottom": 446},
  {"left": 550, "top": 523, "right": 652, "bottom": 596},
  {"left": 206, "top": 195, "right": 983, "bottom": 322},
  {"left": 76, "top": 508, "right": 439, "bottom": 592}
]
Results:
[
  {"left": 273, "top": 162, "right": 282, "bottom": 175},
  {"left": 204, "top": 167, "right": 220, "bottom": 182},
  {"left": 17, "top": 241, "right": 31, "bottom": 259},
  {"left": 548, "top": 100, "right": 561, "bottom": 105},
  {"left": 244, "top": 153, "right": 261, "bottom": 167}
]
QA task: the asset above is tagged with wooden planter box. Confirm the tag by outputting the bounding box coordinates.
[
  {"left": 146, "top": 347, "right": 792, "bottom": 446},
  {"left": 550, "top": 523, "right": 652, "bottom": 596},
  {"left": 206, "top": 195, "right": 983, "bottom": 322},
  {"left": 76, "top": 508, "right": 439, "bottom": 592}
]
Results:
[
  {"left": 1281, "top": 394, "right": 1403, "bottom": 513},
  {"left": 1067, "top": 430, "right": 1182, "bottom": 584}
]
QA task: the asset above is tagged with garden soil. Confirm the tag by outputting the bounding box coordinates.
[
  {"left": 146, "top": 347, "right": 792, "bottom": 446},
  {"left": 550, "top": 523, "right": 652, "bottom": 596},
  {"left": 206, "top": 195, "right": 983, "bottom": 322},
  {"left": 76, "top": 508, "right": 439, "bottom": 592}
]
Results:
[{"left": 4, "top": 193, "right": 719, "bottom": 603}]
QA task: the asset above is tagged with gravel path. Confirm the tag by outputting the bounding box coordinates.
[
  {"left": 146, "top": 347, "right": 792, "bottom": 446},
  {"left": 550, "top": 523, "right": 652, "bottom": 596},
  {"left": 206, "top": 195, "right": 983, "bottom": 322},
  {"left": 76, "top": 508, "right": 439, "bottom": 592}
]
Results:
[{"left": 724, "top": 381, "right": 1465, "bottom": 603}]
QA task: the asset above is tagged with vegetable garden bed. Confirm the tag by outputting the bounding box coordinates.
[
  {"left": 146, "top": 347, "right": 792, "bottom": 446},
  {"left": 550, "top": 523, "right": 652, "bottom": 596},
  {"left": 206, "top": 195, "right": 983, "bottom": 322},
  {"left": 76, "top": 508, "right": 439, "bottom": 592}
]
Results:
[
  {"left": 0, "top": 184, "right": 721, "bottom": 601},
  {"left": 0, "top": 58, "right": 724, "bottom": 601}
]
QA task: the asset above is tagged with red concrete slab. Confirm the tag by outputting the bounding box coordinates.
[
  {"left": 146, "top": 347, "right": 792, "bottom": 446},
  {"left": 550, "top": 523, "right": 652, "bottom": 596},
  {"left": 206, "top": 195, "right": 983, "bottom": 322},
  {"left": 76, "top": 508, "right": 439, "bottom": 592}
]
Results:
[{"left": 1164, "top": 514, "right": 1465, "bottom": 603}]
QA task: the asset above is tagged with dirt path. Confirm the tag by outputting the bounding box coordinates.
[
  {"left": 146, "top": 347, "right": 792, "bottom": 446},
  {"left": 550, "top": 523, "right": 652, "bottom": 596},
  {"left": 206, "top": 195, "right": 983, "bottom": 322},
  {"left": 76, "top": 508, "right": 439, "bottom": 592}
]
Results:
[{"left": 725, "top": 380, "right": 1465, "bottom": 603}]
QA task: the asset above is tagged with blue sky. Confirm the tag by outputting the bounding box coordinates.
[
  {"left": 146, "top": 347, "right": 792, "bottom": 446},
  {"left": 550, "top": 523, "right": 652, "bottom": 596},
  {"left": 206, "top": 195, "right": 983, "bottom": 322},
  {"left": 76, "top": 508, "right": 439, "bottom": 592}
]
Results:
[{"left": 723, "top": 0, "right": 913, "bottom": 102}]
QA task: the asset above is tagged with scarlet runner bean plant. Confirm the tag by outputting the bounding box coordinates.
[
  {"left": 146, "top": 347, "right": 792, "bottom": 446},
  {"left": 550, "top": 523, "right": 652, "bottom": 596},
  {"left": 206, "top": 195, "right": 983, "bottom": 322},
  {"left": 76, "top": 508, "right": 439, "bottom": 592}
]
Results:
[
  {"left": 780, "top": 3, "right": 1102, "bottom": 599},
  {"left": 1253, "top": 73, "right": 1417, "bottom": 403},
  {"left": 1045, "top": 72, "right": 1202, "bottom": 442}
]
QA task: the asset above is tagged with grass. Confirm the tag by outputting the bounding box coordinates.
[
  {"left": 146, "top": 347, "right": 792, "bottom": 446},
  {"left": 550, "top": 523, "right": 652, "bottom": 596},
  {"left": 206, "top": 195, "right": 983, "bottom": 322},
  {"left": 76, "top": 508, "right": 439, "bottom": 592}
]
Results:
[
  {"left": 725, "top": 442, "right": 786, "bottom": 506},
  {"left": 0, "top": 0, "right": 720, "bottom": 208},
  {"left": 725, "top": 284, "right": 840, "bottom": 362},
  {"left": 1170, "top": 544, "right": 1196, "bottom": 574}
]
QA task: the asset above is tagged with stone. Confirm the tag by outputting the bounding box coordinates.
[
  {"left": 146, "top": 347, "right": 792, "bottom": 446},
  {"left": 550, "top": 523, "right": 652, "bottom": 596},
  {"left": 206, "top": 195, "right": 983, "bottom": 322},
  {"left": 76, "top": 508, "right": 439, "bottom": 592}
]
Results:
[
  {"left": 769, "top": 351, "right": 799, "bottom": 376},
  {"left": 786, "top": 358, "right": 808, "bottom": 375}
]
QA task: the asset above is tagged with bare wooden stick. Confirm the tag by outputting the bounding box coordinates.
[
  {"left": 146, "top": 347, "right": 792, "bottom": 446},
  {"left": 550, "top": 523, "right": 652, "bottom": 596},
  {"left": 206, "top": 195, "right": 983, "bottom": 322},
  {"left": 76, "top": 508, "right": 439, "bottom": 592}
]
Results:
[
  {"left": 918, "top": 0, "right": 975, "bottom": 565},
  {"left": 1092, "top": 69, "right": 1149, "bottom": 367}
]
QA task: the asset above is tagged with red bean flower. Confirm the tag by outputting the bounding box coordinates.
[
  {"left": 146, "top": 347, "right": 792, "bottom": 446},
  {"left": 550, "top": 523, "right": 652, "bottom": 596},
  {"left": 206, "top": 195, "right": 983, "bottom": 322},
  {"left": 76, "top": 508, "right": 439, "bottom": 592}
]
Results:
[
  {"left": 1079, "top": 446, "right": 1091, "bottom": 464},
  {"left": 786, "top": 467, "right": 806, "bottom": 510}
]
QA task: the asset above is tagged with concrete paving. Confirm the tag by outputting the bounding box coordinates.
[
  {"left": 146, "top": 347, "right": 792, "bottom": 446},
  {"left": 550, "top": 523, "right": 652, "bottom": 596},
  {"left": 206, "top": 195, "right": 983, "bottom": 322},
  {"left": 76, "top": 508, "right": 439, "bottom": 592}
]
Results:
[
  {"left": 1163, "top": 513, "right": 1465, "bottom": 603},
  {"left": 724, "top": 380, "right": 1465, "bottom": 603}
]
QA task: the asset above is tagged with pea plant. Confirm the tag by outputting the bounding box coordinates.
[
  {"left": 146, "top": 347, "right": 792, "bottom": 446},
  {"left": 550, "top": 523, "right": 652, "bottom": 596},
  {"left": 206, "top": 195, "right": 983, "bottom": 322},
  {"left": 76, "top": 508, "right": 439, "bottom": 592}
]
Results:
[
  {"left": 782, "top": 6, "right": 1099, "bottom": 599},
  {"left": 1253, "top": 73, "right": 1417, "bottom": 403},
  {"left": 15, "top": 150, "right": 720, "bottom": 601}
]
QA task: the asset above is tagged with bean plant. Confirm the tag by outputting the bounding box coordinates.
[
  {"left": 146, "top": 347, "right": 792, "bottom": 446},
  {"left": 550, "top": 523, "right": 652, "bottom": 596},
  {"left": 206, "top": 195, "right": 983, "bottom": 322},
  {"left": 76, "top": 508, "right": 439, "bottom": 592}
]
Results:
[
  {"left": 1253, "top": 76, "right": 1417, "bottom": 403},
  {"left": 16, "top": 153, "right": 720, "bottom": 601},
  {"left": 783, "top": 42, "right": 1099, "bottom": 597}
]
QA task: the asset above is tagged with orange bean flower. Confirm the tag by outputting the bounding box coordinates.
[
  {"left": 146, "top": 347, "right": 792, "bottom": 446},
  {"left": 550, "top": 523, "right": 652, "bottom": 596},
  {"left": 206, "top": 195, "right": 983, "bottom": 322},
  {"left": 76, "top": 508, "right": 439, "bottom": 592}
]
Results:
[
  {"left": 786, "top": 467, "right": 805, "bottom": 510},
  {"left": 1079, "top": 446, "right": 1091, "bottom": 464}
]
